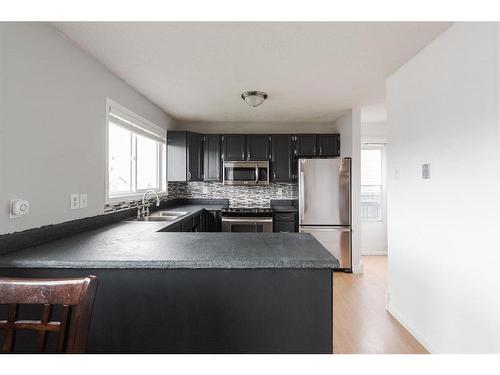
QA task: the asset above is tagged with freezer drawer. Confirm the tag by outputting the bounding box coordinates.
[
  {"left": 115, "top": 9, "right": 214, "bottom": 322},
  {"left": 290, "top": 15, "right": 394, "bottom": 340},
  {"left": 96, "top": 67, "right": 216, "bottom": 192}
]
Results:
[{"left": 299, "top": 226, "right": 351, "bottom": 270}]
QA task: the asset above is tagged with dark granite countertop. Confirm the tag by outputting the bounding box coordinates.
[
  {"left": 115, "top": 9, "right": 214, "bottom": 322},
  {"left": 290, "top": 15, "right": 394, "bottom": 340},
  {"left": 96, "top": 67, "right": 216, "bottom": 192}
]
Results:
[{"left": 0, "top": 202, "right": 338, "bottom": 270}]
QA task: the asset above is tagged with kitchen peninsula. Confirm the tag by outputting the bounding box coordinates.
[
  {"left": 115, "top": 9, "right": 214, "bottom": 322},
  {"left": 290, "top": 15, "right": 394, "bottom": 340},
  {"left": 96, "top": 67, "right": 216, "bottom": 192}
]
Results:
[{"left": 0, "top": 202, "right": 338, "bottom": 354}]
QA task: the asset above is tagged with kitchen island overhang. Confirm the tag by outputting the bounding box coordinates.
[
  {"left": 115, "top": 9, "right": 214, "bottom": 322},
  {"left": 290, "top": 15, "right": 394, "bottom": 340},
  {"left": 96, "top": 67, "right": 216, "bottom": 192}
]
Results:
[{"left": 0, "top": 227, "right": 338, "bottom": 354}]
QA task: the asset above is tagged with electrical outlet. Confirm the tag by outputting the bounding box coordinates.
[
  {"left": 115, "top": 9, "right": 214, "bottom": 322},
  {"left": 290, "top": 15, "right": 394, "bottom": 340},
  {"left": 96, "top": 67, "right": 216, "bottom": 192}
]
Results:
[
  {"left": 70, "top": 194, "right": 80, "bottom": 210},
  {"left": 80, "top": 194, "right": 88, "bottom": 208},
  {"left": 202, "top": 186, "right": 209, "bottom": 195},
  {"left": 277, "top": 188, "right": 283, "bottom": 196}
]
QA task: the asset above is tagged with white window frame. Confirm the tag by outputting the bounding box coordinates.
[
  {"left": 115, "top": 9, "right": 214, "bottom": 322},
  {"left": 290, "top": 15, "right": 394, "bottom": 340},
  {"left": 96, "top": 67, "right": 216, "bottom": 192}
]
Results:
[
  {"left": 360, "top": 141, "right": 387, "bottom": 222},
  {"left": 105, "top": 98, "right": 167, "bottom": 204}
]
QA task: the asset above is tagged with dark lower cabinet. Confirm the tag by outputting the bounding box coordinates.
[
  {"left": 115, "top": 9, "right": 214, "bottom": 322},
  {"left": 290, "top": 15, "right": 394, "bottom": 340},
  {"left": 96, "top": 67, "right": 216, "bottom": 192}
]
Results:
[
  {"left": 273, "top": 212, "right": 298, "bottom": 233},
  {"left": 203, "top": 135, "right": 222, "bottom": 181},
  {"left": 204, "top": 210, "right": 221, "bottom": 232},
  {"left": 246, "top": 135, "right": 270, "bottom": 161},
  {"left": 271, "top": 135, "right": 294, "bottom": 181},
  {"left": 160, "top": 222, "right": 182, "bottom": 232},
  {"left": 222, "top": 135, "right": 246, "bottom": 161},
  {"left": 160, "top": 211, "right": 221, "bottom": 233}
]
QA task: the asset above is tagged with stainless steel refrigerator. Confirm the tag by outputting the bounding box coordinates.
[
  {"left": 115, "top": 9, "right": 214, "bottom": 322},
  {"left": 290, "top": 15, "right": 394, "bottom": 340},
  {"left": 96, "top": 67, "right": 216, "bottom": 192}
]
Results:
[{"left": 298, "top": 157, "right": 352, "bottom": 271}]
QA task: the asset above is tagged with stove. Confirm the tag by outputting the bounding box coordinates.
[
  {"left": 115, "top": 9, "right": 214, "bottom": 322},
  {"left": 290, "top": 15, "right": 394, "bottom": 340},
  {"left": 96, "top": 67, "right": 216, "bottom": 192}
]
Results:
[
  {"left": 220, "top": 206, "right": 273, "bottom": 217},
  {"left": 221, "top": 206, "right": 273, "bottom": 232}
]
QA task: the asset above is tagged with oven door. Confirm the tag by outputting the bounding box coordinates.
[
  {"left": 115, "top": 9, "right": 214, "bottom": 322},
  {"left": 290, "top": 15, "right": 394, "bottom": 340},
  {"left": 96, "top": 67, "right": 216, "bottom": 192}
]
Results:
[{"left": 221, "top": 217, "right": 273, "bottom": 232}]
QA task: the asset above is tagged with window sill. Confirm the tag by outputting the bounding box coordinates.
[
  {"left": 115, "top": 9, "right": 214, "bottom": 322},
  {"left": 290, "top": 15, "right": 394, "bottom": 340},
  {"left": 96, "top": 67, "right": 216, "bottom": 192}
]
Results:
[{"left": 106, "top": 191, "right": 167, "bottom": 205}]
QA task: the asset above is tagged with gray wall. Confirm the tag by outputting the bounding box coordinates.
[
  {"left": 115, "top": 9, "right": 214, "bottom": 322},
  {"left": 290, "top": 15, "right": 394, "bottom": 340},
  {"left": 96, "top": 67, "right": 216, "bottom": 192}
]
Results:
[{"left": 0, "top": 23, "right": 175, "bottom": 235}]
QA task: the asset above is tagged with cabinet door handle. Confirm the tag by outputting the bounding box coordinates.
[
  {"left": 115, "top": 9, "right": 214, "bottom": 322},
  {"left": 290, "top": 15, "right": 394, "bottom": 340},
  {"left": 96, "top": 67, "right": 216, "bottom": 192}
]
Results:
[
  {"left": 241, "top": 152, "right": 245, "bottom": 160},
  {"left": 247, "top": 152, "right": 251, "bottom": 160},
  {"left": 319, "top": 146, "right": 323, "bottom": 155},
  {"left": 187, "top": 171, "right": 192, "bottom": 180}
]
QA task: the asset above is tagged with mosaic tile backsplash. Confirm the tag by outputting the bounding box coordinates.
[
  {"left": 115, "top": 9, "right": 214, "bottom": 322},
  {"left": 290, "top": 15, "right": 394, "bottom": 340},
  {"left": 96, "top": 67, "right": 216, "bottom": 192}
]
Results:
[{"left": 168, "top": 182, "right": 298, "bottom": 208}]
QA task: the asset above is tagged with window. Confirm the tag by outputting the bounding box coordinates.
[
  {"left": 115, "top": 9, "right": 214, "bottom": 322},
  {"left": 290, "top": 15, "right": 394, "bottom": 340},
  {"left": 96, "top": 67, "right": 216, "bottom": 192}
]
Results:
[
  {"left": 361, "top": 147, "right": 384, "bottom": 221},
  {"left": 107, "top": 100, "right": 166, "bottom": 201}
]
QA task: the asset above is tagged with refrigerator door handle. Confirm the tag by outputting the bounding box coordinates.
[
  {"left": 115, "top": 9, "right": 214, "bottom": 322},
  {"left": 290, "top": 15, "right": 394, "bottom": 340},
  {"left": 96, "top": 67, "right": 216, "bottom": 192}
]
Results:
[{"left": 300, "top": 171, "right": 306, "bottom": 218}]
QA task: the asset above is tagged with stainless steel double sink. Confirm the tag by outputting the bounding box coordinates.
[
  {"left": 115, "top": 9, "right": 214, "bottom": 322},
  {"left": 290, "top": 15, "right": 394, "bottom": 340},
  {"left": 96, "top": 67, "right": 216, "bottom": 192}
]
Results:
[{"left": 127, "top": 210, "right": 188, "bottom": 222}]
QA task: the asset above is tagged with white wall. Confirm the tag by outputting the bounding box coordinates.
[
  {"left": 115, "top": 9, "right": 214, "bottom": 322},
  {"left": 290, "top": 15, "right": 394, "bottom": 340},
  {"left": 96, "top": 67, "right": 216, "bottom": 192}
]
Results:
[
  {"left": 386, "top": 22, "right": 500, "bottom": 353},
  {"left": 361, "top": 122, "right": 388, "bottom": 255},
  {"left": 361, "top": 122, "right": 388, "bottom": 140},
  {"left": 175, "top": 121, "right": 336, "bottom": 134},
  {"left": 334, "top": 109, "right": 362, "bottom": 272},
  {"left": 0, "top": 23, "right": 175, "bottom": 235}
]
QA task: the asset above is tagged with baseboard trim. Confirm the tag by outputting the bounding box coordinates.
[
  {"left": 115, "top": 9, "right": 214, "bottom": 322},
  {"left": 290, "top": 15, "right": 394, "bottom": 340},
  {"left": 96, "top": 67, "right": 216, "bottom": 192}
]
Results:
[
  {"left": 352, "top": 259, "right": 364, "bottom": 274},
  {"left": 361, "top": 250, "right": 388, "bottom": 256},
  {"left": 387, "top": 302, "right": 435, "bottom": 353}
]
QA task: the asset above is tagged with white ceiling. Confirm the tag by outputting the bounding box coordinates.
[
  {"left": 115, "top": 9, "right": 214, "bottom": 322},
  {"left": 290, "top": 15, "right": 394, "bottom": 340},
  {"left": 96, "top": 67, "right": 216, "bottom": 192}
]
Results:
[{"left": 53, "top": 22, "right": 451, "bottom": 123}]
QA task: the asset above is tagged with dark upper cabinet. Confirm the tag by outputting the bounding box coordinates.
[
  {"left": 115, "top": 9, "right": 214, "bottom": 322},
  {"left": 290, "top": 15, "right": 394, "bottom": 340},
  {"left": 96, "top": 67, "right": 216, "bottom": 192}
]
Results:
[
  {"left": 246, "top": 135, "right": 270, "bottom": 161},
  {"left": 294, "top": 135, "right": 317, "bottom": 157},
  {"left": 294, "top": 134, "right": 340, "bottom": 158},
  {"left": 317, "top": 134, "right": 340, "bottom": 157},
  {"left": 203, "top": 134, "right": 222, "bottom": 181},
  {"left": 167, "top": 131, "right": 203, "bottom": 182},
  {"left": 187, "top": 132, "right": 204, "bottom": 181},
  {"left": 222, "top": 135, "right": 246, "bottom": 161},
  {"left": 271, "top": 135, "right": 294, "bottom": 181}
]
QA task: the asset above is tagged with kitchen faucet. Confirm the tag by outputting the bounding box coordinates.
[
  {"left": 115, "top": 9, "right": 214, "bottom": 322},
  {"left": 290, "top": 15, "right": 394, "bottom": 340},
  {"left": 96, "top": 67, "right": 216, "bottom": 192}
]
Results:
[{"left": 138, "top": 190, "right": 160, "bottom": 217}]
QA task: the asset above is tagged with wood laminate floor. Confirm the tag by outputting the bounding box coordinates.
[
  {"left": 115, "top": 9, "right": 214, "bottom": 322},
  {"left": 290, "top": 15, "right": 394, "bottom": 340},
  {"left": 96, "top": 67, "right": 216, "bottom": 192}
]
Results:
[{"left": 333, "top": 255, "right": 428, "bottom": 354}]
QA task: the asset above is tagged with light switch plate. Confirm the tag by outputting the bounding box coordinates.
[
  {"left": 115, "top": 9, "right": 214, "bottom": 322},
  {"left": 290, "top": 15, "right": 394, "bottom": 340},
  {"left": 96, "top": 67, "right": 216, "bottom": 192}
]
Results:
[
  {"left": 80, "top": 193, "right": 88, "bottom": 208},
  {"left": 70, "top": 193, "right": 80, "bottom": 210},
  {"left": 422, "top": 163, "right": 431, "bottom": 179}
]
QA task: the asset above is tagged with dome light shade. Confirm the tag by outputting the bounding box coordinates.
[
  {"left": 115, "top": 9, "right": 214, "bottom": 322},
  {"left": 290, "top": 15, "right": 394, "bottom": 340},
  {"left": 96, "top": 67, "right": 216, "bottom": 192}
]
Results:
[{"left": 241, "top": 91, "right": 268, "bottom": 107}]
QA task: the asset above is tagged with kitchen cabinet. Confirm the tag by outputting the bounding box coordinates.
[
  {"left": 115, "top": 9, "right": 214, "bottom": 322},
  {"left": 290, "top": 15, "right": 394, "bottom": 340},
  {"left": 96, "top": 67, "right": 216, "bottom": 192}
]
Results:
[
  {"left": 246, "top": 135, "right": 270, "bottom": 161},
  {"left": 203, "top": 135, "right": 222, "bottom": 181},
  {"left": 203, "top": 210, "right": 221, "bottom": 232},
  {"left": 317, "top": 134, "right": 340, "bottom": 157},
  {"left": 273, "top": 212, "right": 298, "bottom": 233},
  {"left": 222, "top": 135, "right": 246, "bottom": 161},
  {"left": 167, "top": 131, "right": 204, "bottom": 182},
  {"left": 188, "top": 133, "right": 204, "bottom": 181},
  {"left": 294, "top": 135, "right": 317, "bottom": 157},
  {"left": 271, "top": 135, "right": 294, "bottom": 181},
  {"left": 294, "top": 134, "right": 340, "bottom": 158},
  {"left": 169, "top": 132, "right": 340, "bottom": 182}
]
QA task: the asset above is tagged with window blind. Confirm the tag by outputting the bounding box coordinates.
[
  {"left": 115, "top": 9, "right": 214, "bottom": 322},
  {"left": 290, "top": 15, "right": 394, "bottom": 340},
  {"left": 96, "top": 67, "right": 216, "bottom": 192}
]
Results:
[{"left": 108, "top": 104, "right": 166, "bottom": 143}]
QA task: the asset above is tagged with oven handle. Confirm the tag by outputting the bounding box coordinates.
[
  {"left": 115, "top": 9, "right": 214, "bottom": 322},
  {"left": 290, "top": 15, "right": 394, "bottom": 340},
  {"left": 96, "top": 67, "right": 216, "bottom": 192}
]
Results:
[{"left": 221, "top": 217, "right": 273, "bottom": 223}]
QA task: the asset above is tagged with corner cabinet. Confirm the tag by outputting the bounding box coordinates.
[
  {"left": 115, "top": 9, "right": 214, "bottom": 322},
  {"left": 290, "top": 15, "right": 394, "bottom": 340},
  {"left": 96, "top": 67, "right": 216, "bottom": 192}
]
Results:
[{"left": 167, "top": 131, "right": 204, "bottom": 182}]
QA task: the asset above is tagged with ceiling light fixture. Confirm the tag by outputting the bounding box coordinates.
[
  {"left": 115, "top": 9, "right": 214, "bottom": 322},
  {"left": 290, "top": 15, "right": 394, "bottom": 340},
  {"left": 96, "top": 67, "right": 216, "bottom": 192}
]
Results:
[{"left": 241, "top": 91, "right": 268, "bottom": 108}]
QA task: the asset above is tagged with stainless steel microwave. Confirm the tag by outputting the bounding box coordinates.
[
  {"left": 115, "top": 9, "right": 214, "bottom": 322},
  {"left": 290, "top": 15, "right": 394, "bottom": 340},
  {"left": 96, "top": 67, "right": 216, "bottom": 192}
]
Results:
[{"left": 222, "top": 161, "right": 269, "bottom": 185}]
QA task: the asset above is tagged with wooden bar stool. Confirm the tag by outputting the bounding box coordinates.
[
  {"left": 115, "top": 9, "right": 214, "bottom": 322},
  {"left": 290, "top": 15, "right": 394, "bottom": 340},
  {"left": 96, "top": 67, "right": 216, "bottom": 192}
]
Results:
[{"left": 0, "top": 276, "right": 98, "bottom": 353}]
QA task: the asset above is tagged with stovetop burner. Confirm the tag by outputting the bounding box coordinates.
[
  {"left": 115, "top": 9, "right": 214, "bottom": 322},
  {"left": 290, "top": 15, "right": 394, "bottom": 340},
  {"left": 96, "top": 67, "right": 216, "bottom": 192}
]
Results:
[{"left": 221, "top": 206, "right": 273, "bottom": 216}]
